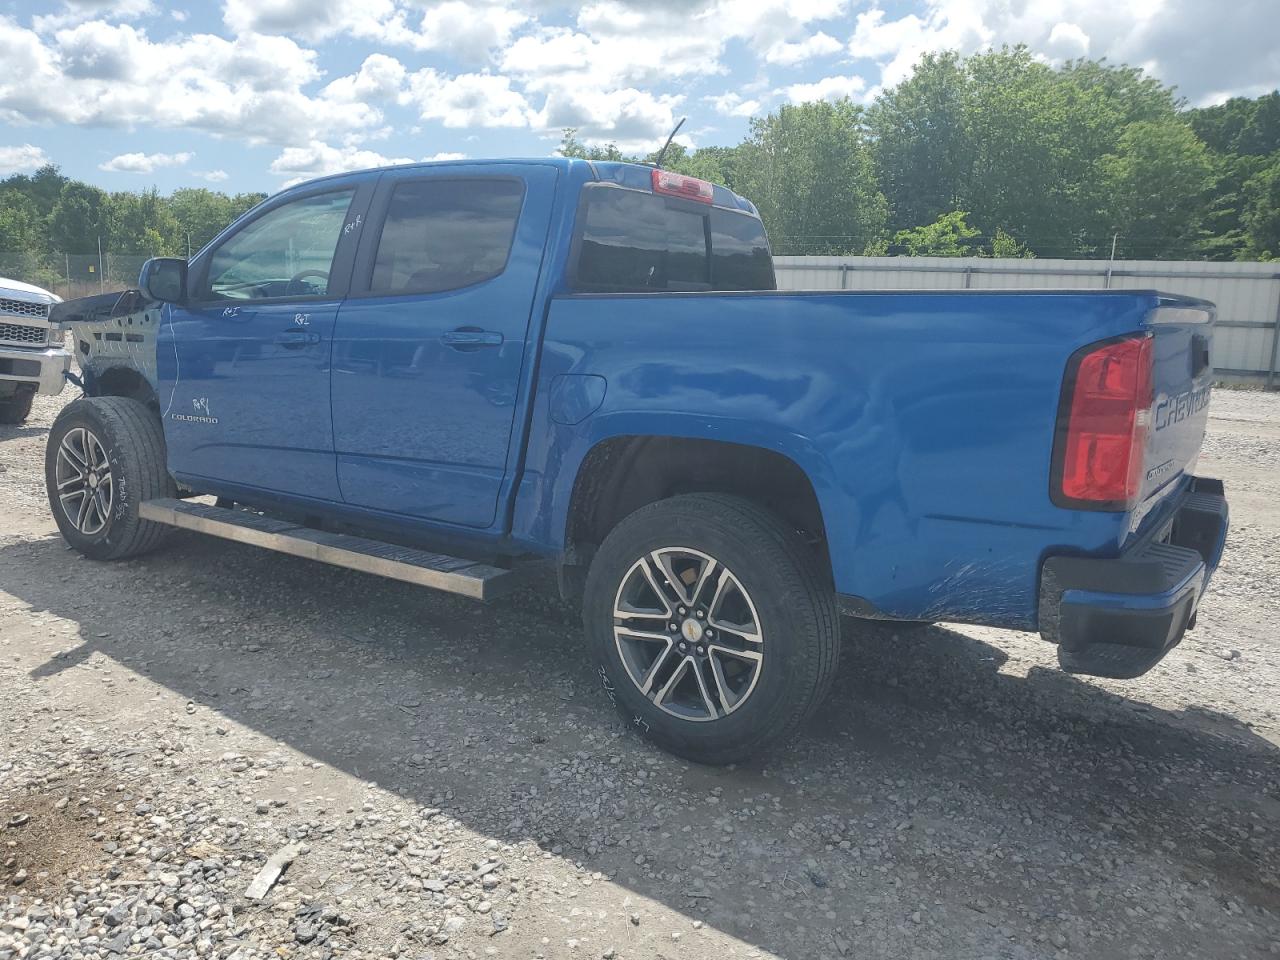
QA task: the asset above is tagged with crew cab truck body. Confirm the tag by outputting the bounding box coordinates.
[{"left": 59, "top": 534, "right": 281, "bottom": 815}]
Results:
[
  {"left": 46, "top": 158, "right": 1229, "bottom": 763},
  {"left": 0, "top": 277, "right": 68, "bottom": 424}
]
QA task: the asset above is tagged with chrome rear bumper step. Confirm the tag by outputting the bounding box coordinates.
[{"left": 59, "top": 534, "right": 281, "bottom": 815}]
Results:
[{"left": 139, "top": 498, "right": 520, "bottom": 601}]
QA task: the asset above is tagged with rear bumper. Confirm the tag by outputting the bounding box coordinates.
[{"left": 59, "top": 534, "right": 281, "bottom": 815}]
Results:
[
  {"left": 0, "top": 343, "right": 70, "bottom": 395},
  {"left": 1038, "top": 477, "right": 1229, "bottom": 679}
]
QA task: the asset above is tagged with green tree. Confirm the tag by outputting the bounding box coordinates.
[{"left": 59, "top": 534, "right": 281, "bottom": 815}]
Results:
[
  {"left": 0, "top": 190, "right": 42, "bottom": 253},
  {"left": 168, "top": 188, "right": 264, "bottom": 254},
  {"left": 556, "top": 128, "right": 627, "bottom": 162},
  {"left": 1186, "top": 91, "right": 1280, "bottom": 259},
  {"left": 666, "top": 145, "right": 742, "bottom": 190},
  {"left": 48, "top": 181, "right": 111, "bottom": 253},
  {"left": 1188, "top": 91, "right": 1280, "bottom": 157},
  {"left": 891, "top": 211, "right": 980, "bottom": 256},
  {"left": 1241, "top": 157, "right": 1280, "bottom": 259},
  {"left": 1196, "top": 152, "right": 1267, "bottom": 260},
  {"left": 1, "top": 165, "right": 70, "bottom": 220},
  {"left": 868, "top": 47, "right": 1187, "bottom": 257},
  {"left": 0, "top": 191, "right": 51, "bottom": 283},
  {"left": 961, "top": 49, "right": 1069, "bottom": 243},
  {"left": 735, "top": 99, "right": 887, "bottom": 254},
  {"left": 987, "top": 228, "right": 1034, "bottom": 258},
  {"left": 108, "top": 188, "right": 181, "bottom": 254},
  {"left": 1099, "top": 120, "right": 1215, "bottom": 259},
  {"left": 867, "top": 51, "right": 970, "bottom": 233}
]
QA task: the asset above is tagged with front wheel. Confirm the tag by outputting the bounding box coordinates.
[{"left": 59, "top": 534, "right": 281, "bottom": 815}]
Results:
[
  {"left": 584, "top": 494, "right": 839, "bottom": 765},
  {"left": 45, "top": 396, "right": 175, "bottom": 560}
]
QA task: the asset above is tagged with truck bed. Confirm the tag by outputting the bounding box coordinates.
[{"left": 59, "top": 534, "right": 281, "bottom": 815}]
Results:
[{"left": 519, "top": 288, "right": 1213, "bottom": 629}]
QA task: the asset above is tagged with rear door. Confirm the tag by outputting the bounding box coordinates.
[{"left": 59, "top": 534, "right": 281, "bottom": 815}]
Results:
[{"left": 331, "top": 164, "right": 557, "bottom": 528}]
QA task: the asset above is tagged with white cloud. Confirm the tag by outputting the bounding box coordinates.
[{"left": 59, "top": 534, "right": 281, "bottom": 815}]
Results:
[
  {"left": 0, "top": 19, "right": 383, "bottom": 146},
  {"left": 0, "top": 144, "right": 50, "bottom": 174},
  {"left": 846, "top": 1, "right": 1280, "bottom": 104},
  {"left": 765, "top": 31, "right": 842, "bottom": 66},
  {"left": 223, "top": 0, "right": 397, "bottom": 44},
  {"left": 403, "top": 70, "right": 532, "bottom": 127},
  {"left": 402, "top": 2, "right": 528, "bottom": 61},
  {"left": 99, "top": 151, "right": 193, "bottom": 173},
  {"left": 500, "top": 0, "right": 857, "bottom": 148},
  {"left": 533, "top": 87, "right": 685, "bottom": 152},
  {"left": 224, "top": 0, "right": 525, "bottom": 65},
  {"left": 705, "top": 92, "right": 760, "bottom": 118},
  {"left": 269, "top": 140, "right": 415, "bottom": 185},
  {"left": 197, "top": 169, "right": 229, "bottom": 182},
  {"left": 785, "top": 74, "right": 867, "bottom": 103},
  {"left": 1045, "top": 22, "right": 1090, "bottom": 59},
  {"left": 501, "top": 26, "right": 724, "bottom": 94},
  {"left": 33, "top": 0, "right": 155, "bottom": 33},
  {"left": 424, "top": 151, "right": 467, "bottom": 161},
  {"left": 8, "top": 0, "right": 1275, "bottom": 192},
  {"left": 321, "top": 54, "right": 406, "bottom": 103}
]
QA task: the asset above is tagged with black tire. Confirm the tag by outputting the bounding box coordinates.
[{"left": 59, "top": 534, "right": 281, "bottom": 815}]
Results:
[
  {"left": 0, "top": 387, "right": 35, "bottom": 425},
  {"left": 45, "top": 396, "right": 175, "bottom": 560},
  {"left": 584, "top": 493, "right": 839, "bottom": 765}
]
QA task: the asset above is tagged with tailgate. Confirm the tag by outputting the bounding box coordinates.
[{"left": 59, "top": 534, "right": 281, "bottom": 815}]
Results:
[{"left": 1137, "top": 296, "right": 1214, "bottom": 514}]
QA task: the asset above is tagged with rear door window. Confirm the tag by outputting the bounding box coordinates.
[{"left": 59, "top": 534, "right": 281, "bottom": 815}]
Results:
[
  {"left": 709, "top": 207, "right": 775, "bottom": 290},
  {"left": 571, "top": 185, "right": 775, "bottom": 292},
  {"left": 369, "top": 179, "right": 524, "bottom": 295}
]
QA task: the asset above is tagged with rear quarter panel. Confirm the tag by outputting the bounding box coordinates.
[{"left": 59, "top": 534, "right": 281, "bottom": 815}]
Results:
[{"left": 515, "top": 290, "right": 1166, "bottom": 629}]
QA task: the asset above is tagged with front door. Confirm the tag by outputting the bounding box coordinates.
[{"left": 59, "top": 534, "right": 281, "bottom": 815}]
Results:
[
  {"left": 159, "top": 182, "right": 370, "bottom": 501},
  {"left": 331, "top": 164, "right": 557, "bottom": 528}
]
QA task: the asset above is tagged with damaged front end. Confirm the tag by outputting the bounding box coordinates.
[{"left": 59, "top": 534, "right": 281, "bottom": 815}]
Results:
[{"left": 50, "top": 289, "right": 162, "bottom": 403}]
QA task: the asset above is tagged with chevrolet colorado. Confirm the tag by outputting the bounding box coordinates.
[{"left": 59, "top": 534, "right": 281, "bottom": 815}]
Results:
[{"left": 45, "top": 158, "right": 1229, "bottom": 763}]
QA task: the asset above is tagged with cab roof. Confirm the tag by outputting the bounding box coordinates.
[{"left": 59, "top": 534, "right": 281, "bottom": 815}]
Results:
[{"left": 283, "top": 157, "right": 761, "bottom": 217}]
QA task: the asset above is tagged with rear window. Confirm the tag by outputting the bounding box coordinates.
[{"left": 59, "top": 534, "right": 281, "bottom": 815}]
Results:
[
  {"left": 370, "top": 179, "right": 524, "bottom": 295},
  {"left": 571, "top": 185, "right": 775, "bottom": 292}
]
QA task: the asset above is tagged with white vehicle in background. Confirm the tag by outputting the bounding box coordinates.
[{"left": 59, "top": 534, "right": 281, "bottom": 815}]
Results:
[{"left": 0, "top": 277, "right": 69, "bottom": 424}]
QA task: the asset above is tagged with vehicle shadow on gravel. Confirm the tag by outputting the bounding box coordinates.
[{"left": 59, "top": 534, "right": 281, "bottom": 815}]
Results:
[
  {"left": 6, "top": 531, "right": 1279, "bottom": 957},
  {"left": 0, "top": 425, "right": 47, "bottom": 440}
]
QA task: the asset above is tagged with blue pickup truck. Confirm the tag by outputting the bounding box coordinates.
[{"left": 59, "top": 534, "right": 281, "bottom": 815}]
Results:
[{"left": 46, "top": 158, "right": 1229, "bottom": 763}]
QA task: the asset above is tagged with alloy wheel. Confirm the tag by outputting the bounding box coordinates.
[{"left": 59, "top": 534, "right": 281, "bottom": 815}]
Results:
[
  {"left": 55, "top": 427, "right": 114, "bottom": 536},
  {"left": 612, "top": 547, "right": 764, "bottom": 722}
]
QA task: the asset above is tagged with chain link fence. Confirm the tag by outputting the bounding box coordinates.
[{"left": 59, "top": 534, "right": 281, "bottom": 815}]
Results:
[{"left": 0, "top": 252, "right": 153, "bottom": 301}]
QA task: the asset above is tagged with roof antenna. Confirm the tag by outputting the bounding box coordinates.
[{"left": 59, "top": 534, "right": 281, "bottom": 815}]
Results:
[{"left": 653, "top": 117, "right": 686, "bottom": 169}]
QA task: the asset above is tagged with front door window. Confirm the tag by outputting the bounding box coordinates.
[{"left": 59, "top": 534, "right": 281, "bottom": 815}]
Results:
[{"left": 206, "top": 190, "right": 355, "bottom": 301}]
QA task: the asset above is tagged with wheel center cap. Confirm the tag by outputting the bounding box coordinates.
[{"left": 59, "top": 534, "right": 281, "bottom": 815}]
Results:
[
  {"left": 87, "top": 473, "right": 98, "bottom": 489},
  {"left": 680, "top": 618, "right": 704, "bottom": 643}
]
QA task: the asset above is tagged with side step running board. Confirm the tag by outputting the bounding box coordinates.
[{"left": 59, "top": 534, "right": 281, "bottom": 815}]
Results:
[{"left": 139, "top": 498, "right": 522, "bottom": 601}]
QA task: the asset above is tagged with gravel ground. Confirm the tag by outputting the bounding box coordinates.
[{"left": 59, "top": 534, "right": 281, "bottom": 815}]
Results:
[{"left": 1, "top": 387, "right": 1278, "bottom": 960}]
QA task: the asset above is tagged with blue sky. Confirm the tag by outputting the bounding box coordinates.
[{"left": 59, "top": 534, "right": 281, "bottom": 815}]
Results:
[{"left": 1, "top": 0, "right": 1277, "bottom": 194}]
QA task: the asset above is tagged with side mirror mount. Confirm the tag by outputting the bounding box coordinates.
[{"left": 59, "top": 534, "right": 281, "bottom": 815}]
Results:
[{"left": 139, "top": 257, "right": 187, "bottom": 304}]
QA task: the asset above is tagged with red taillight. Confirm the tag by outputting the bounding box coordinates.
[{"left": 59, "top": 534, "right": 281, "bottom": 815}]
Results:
[
  {"left": 1053, "top": 335, "right": 1154, "bottom": 509},
  {"left": 651, "top": 168, "right": 714, "bottom": 203}
]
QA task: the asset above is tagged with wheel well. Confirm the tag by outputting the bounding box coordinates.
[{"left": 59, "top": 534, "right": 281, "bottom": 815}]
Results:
[
  {"left": 90, "top": 366, "right": 159, "bottom": 412},
  {"left": 564, "top": 435, "right": 830, "bottom": 588}
]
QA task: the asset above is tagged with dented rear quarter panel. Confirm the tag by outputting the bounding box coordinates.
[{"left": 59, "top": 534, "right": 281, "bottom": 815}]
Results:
[{"left": 513, "top": 289, "right": 1187, "bottom": 630}]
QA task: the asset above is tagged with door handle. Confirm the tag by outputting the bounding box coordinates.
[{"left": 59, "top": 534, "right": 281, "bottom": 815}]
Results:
[
  {"left": 276, "top": 329, "right": 321, "bottom": 348},
  {"left": 441, "top": 327, "right": 503, "bottom": 350}
]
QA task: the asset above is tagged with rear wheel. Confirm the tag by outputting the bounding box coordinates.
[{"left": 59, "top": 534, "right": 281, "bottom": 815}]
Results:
[
  {"left": 45, "top": 396, "right": 175, "bottom": 560},
  {"left": 584, "top": 493, "right": 838, "bottom": 765},
  {"left": 0, "top": 386, "right": 35, "bottom": 425}
]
